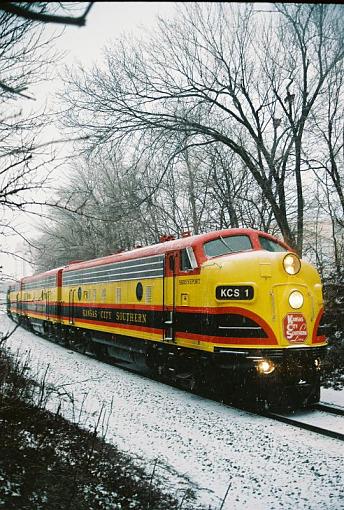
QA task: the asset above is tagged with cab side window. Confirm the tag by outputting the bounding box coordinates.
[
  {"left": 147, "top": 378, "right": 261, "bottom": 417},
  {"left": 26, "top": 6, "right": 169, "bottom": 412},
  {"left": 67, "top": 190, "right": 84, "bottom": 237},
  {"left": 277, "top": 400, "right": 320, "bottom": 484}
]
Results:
[
  {"left": 259, "top": 236, "right": 287, "bottom": 252},
  {"left": 180, "top": 248, "right": 192, "bottom": 271}
]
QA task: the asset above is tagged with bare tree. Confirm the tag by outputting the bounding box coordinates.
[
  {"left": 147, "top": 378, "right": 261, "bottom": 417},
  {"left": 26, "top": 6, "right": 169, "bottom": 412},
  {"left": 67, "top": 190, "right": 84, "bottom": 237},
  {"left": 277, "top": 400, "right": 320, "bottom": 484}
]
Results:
[
  {"left": 33, "top": 135, "right": 280, "bottom": 271},
  {"left": 298, "top": 55, "right": 344, "bottom": 276},
  {"left": 61, "top": 3, "right": 344, "bottom": 254},
  {"left": 203, "top": 144, "right": 277, "bottom": 232},
  {"left": 0, "top": 2, "right": 93, "bottom": 28},
  {"left": 0, "top": 8, "right": 57, "bottom": 264},
  {"left": 32, "top": 154, "right": 159, "bottom": 270},
  {"left": 0, "top": 3, "right": 93, "bottom": 271},
  {"left": 310, "top": 67, "right": 344, "bottom": 220}
]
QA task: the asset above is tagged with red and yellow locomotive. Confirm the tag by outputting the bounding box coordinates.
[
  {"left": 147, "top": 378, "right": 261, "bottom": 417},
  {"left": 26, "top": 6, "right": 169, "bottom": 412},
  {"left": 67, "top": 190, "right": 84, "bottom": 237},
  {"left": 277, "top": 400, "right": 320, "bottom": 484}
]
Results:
[{"left": 7, "top": 228, "right": 327, "bottom": 407}]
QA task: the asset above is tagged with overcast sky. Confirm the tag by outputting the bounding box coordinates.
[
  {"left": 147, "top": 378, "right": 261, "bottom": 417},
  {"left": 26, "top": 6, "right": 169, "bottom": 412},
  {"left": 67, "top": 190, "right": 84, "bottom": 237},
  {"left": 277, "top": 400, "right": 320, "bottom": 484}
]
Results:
[
  {"left": 1, "top": 2, "right": 177, "bottom": 282},
  {"left": 58, "top": 2, "right": 176, "bottom": 65}
]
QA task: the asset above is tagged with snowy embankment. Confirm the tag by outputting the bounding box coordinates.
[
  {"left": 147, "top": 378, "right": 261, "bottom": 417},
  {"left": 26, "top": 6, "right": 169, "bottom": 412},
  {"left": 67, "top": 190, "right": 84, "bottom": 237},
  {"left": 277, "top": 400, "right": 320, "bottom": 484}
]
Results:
[
  {"left": 321, "top": 387, "right": 344, "bottom": 408},
  {"left": 1, "top": 311, "right": 343, "bottom": 510}
]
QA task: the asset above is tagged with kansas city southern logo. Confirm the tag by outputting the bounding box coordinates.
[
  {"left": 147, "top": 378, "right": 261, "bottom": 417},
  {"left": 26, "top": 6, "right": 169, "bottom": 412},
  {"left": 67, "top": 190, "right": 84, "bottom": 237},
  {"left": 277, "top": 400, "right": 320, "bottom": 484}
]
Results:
[{"left": 283, "top": 313, "right": 307, "bottom": 343}]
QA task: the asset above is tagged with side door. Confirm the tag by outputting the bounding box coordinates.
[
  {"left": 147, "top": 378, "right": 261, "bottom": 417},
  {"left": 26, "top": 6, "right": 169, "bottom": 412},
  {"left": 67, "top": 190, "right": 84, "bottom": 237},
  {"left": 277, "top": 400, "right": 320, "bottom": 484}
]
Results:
[
  {"left": 163, "top": 251, "right": 179, "bottom": 342},
  {"left": 68, "top": 288, "right": 76, "bottom": 325},
  {"left": 16, "top": 292, "right": 20, "bottom": 315},
  {"left": 45, "top": 290, "right": 50, "bottom": 321}
]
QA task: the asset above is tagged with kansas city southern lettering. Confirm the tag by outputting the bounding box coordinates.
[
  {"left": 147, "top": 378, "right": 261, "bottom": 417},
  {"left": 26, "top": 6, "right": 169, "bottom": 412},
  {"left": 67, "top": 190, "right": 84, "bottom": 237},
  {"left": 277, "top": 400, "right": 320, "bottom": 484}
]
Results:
[
  {"left": 116, "top": 312, "right": 147, "bottom": 324},
  {"left": 100, "top": 310, "right": 112, "bottom": 320},
  {"left": 81, "top": 309, "right": 147, "bottom": 324},
  {"left": 82, "top": 309, "right": 98, "bottom": 318}
]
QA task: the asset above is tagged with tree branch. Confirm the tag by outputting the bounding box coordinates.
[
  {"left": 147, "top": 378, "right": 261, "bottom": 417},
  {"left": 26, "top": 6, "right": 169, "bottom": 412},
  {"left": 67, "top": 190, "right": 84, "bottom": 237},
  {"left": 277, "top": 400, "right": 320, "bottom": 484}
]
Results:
[{"left": 0, "top": 2, "right": 94, "bottom": 27}]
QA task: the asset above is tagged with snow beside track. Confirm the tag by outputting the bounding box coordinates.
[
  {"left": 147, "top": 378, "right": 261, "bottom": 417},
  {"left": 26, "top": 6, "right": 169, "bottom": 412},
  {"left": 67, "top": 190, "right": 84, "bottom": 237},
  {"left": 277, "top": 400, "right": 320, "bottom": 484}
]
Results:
[
  {"left": 1, "top": 312, "right": 343, "bottom": 510},
  {"left": 321, "top": 387, "right": 344, "bottom": 408}
]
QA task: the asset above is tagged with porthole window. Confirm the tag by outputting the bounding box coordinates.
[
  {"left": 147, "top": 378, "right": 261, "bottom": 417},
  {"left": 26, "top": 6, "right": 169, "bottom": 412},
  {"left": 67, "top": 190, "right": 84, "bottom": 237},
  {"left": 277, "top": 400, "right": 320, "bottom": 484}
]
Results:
[{"left": 136, "top": 282, "right": 143, "bottom": 301}]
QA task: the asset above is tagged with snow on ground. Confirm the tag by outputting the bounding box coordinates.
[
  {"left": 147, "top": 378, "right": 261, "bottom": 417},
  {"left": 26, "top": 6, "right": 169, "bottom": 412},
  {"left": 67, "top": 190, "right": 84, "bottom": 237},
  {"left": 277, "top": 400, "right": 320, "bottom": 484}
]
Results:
[
  {"left": 1, "top": 311, "right": 343, "bottom": 510},
  {"left": 321, "top": 387, "right": 344, "bottom": 408}
]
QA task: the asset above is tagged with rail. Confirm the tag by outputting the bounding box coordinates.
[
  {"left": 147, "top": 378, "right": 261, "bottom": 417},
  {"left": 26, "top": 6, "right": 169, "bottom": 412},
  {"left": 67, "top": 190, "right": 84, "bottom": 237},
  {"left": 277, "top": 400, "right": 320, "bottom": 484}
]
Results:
[{"left": 264, "top": 406, "right": 344, "bottom": 441}]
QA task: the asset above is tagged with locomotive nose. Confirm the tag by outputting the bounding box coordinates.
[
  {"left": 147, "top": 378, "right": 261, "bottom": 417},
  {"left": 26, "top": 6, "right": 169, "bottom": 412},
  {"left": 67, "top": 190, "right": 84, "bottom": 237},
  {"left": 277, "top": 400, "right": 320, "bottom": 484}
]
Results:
[
  {"left": 264, "top": 251, "right": 324, "bottom": 347},
  {"left": 288, "top": 290, "right": 304, "bottom": 309}
]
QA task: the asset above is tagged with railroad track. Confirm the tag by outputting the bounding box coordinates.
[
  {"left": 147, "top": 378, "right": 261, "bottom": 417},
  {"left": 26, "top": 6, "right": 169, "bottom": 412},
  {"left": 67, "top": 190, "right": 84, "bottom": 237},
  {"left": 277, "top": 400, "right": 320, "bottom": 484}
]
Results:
[
  {"left": 315, "top": 402, "right": 344, "bottom": 416},
  {"left": 93, "top": 360, "right": 344, "bottom": 442},
  {"left": 69, "top": 348, "right": 344, "bottom": 442},
  {"left": 12, "top": 324, "right": 344, "bottom": 441},
  {"left": 264, "top": 404, "right": 344, "bottom": 441}
]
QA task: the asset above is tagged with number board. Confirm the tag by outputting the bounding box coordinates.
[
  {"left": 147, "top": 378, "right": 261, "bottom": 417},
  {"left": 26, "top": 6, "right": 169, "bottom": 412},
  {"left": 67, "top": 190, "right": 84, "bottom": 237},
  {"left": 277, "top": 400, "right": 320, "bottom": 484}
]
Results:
[{"left": 216, "top": 285, "right": 254, "bottom": 300}]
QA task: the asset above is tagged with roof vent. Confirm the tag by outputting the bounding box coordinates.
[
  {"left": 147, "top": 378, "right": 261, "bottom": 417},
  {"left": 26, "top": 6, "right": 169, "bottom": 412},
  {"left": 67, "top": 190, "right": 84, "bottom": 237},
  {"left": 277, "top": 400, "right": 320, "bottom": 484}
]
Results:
[{"left": 159, "top": 234, "right": 176, "bottom": 243}]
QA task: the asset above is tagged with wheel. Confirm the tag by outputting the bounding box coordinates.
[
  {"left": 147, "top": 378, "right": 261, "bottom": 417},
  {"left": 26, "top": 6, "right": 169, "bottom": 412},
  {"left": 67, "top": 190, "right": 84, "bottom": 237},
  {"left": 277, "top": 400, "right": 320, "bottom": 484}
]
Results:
[
  {"left": 92, "top": 342, "right": 108, "bottom": 361},
  {"left": 73, "top": 339, "right": 87, "bottom": 354}
]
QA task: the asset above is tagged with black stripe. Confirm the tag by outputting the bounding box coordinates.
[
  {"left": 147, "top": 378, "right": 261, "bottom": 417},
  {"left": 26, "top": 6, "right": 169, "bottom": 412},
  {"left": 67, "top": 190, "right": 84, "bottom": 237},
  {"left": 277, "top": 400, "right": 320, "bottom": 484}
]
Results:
[
  {"left": 18, "top": 300, "right": 268, "bottom": 339},
  {"left": 175, "top": 312, "right": 267, "bottom": 338},
  {"left": 20, "top": 303, "right": 60, "bottom": 317},
  {"left": 62, "top": 305, "right": 156, "bottom": 329},
  {"left": 60, "top": 305, "right": 267, "bottom": 338}
]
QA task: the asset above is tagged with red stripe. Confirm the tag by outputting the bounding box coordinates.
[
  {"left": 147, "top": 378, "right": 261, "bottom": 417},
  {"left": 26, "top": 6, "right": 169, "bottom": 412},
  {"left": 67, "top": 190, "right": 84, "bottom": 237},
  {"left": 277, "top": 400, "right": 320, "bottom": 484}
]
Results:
[
  {"left": 176, "top": 330, "right": 277, "bottom": 346},
  {"left": 176, "top": 305, "right": 265, "bottom": 316},
  {"left": 313, "top": 336, "right": 326, "bottom": 344},
  {"left": 21, "top": 301, "right": 59, "bottom": 306},
  {"left": 174, "top": 305, "right": 277, "bottom": 343},
  {"left": 71, "top": 302, "right": 163, "bottom": 311},
  {"left": 22, "top": 268, "right": 61, "bottom": 283},
  {"left": 312, "top": 307, "right": 327, "bottom": 344}
]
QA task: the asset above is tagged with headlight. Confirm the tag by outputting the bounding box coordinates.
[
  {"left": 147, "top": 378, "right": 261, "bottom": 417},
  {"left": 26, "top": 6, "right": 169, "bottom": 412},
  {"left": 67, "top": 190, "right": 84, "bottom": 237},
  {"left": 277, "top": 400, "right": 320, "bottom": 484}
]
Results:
[
  {"left": 257, "top": 359, "right": 275, "bottom": 375},
  {"left": 289, "top": 290, "right": 304, "bottom": 309},
  {"left": 283, "top": 253, "right": 301, "bottom": 275}
]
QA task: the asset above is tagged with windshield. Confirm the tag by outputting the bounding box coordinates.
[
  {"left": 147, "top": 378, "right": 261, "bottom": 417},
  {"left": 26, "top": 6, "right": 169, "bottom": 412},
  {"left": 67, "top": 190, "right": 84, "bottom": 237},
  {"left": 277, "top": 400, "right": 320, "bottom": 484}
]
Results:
[
  {"left": 204, "top": 235, "right": 252, "bottom": 258},
  {"left": 259, "top": 236, "right": 287, "bottom": 252}
]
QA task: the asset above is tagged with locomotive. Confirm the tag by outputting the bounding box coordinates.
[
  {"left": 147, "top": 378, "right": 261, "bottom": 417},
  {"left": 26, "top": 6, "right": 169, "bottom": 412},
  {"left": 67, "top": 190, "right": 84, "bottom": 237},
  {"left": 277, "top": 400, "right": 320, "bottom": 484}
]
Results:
[{"left": 7, "top": 228, "right": 327, "bottom": 408}]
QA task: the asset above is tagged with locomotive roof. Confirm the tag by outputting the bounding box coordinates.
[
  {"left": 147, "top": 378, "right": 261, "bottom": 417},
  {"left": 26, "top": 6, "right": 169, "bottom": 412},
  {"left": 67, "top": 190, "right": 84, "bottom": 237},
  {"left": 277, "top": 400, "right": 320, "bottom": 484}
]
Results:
[
  {"left": 63, "top": 228, "right": 289, "bottom": 272},
  {"left": 22, "top": 266, "right": 63, "bottom": 283}
]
